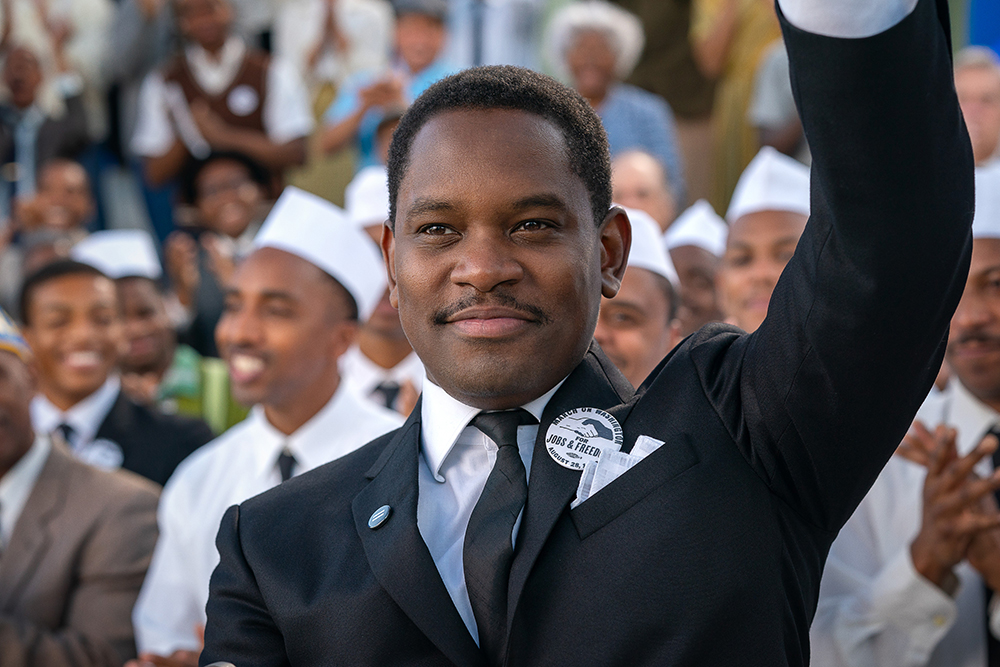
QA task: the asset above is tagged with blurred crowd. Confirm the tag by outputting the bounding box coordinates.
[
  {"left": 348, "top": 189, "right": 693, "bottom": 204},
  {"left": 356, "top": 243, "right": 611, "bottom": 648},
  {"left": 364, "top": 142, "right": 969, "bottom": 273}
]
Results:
[{"left": 0, "top": 0, "right": 996, "bottom": 665}]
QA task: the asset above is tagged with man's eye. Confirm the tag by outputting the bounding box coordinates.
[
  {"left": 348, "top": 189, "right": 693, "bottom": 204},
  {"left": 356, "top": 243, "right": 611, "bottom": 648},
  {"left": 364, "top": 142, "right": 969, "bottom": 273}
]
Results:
[
  {"left": 419, "top": 224, "right": 455, "bottom": 236},
  {"left": 726, "top": 254, "right": 751, "bottom": 268},
  {"left": 514, "top": 220, "right": 549, "bottom": 233}
]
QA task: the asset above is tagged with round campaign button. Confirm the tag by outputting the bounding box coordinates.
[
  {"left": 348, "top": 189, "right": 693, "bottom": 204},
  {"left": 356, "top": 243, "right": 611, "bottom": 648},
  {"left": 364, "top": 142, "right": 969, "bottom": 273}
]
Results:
[
  {"left": 227, "top": 85, "right": 260, "bottom": 116},
  {"left": 545, "top": 407, "right": 623, "bottom": 471}
]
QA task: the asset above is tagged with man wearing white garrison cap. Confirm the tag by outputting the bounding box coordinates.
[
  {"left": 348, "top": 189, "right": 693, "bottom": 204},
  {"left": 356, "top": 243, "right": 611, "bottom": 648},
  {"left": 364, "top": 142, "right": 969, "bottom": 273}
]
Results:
[
  {"left": 130, "top": 187, "right": 404, "bottom": 665},
  {"left": 717, "top": 146, "right": 811, "bottom": 333},
  {"left": 664, "top": 199, "right": 728, "bottom": 335},
  {"left": 594, "top": 208, "right": 681, "bottom": 388},
  {"left": 811, "top": 162, "right": 1000, "bottom": 667},
  {"left": 343, "top": 164, "right": 424, "bottom": 415}
]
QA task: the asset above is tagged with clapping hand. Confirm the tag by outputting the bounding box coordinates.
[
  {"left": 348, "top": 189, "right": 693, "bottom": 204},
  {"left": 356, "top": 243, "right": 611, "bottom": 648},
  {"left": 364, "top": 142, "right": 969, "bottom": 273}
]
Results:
[{"left": 905, "top": 423, "right": 1000, "bottom": 590}]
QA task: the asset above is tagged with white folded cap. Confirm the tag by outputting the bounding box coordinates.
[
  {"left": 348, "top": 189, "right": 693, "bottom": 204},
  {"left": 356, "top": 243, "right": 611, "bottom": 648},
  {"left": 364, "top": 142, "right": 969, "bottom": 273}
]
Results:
[
  {"left": 345, "top": 165, "right": 390, "bottom": 230},
  {"left": 71, "top": 229, "right": 162, "bottom": 279},
  {"left": 663, "top": 200, "right": 728, "bottom": 257},
  {"left": 973, "top": 161, "right": 1000, "bottom": 240},
  {"left": 726, "top": 147, "right": 811, "bottom": 223},
  {"left": 622, "top": 206, "right": 680, "bottom": 290},
  {"left": 253, "top": 187, "right": 386, "bottom": 322}
]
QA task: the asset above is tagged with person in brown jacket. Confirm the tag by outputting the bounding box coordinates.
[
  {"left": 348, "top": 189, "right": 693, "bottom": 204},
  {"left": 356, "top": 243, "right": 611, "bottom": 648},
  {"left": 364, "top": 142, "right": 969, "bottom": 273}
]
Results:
[
  {"left": 130, "top": 0, "right": 314, "bottom": 189},
  {"left": 0, "top": 307, "right": 159, "bottom": 667}
]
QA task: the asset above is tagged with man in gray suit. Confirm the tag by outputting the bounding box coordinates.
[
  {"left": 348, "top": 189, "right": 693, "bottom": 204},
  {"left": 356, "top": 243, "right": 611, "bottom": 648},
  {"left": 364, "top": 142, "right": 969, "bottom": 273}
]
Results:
[{"left": 0, "top": 307, "right": 160, "bottom": 667}]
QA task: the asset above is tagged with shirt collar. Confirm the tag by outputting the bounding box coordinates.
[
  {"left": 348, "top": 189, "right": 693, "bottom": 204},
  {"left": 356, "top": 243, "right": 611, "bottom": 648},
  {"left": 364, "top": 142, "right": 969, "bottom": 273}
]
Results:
[
  {"left": 340, "top": 346, "right": 424, "bottom": 395},
  {"left": 0, "top": 434, "right": 51, "bottom": 548},
  {"left": 30, "top": 376, "right": 120, "bottom": 446},
  {"left": 185, "top": 35, "right": 246, "bottom": 95},
  {"left": 248, "top": 383, "right": 378, "bottom": 479},
  {"left": 420, "top": 374, "right": 564, "bottom": 480},
  {"left": 946, "top": 379, "right": 1000, "bottom": 455}
]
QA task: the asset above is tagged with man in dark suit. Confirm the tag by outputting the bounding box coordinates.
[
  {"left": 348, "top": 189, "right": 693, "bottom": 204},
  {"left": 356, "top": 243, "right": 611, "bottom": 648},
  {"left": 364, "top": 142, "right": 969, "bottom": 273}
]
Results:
[
  {"left": 0, "top": 307, "right": 160, "bottom": 666},
  {"left": 201, "top": 0, "right": 978, "bottom": 664},
  {"left": 20, "top": 260, "right": 213, "bottom": 486}
]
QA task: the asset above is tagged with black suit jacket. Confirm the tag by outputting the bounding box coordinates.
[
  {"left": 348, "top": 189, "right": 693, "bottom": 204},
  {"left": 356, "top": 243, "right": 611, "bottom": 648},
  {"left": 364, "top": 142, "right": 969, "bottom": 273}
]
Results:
[
  {"left": 201, "top": 1, "right": 976, "bottom": 665},
  {"left": 96, "top": 391, "right": 214, "bottom": 487}
]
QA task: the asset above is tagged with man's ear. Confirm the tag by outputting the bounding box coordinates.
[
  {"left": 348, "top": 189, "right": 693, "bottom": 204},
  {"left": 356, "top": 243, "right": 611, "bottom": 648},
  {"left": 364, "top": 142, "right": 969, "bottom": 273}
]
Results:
[
  {"left": 329, "top": 319, "right": 359, "bottom": 361},
  {"left": 600, "top": 206, "right": 631, "bottom": 299},
  {"left": 380, "top": 222, "right": 399, "bottom": 309}
]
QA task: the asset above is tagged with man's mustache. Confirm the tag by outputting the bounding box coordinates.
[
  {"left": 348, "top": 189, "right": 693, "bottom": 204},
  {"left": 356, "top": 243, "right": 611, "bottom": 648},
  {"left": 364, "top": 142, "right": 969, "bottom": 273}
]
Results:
[
  {"left": 952, "top": 330, "right": 1000, "bottom": 346},
  {"left": 433, "top": 292, "right": 551, "bottom": 326}
]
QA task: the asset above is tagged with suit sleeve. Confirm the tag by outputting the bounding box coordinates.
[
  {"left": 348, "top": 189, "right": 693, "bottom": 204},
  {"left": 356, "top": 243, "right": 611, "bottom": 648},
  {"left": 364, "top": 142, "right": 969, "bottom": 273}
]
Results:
[
  {"left": 709, "top": 0, "right": 975, "bottom": 531},
  {"left": 0, "top": 482, "right": 159, "bottom": 667},
  {"left": 200, "top": 505, "right": 290, "bottom": 667}
]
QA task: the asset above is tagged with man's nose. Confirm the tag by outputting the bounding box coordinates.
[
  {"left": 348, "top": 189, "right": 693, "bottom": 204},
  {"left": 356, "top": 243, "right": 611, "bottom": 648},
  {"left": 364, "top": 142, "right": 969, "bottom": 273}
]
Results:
[
  {"left": 450, "top": 230, "right": 525, "bottom": 292},
  {"left": 952, "top": 292, "right": 994, "bottom": 331},
  {"left": 221, "top": 307, "right": 265, "bottom": 348}
]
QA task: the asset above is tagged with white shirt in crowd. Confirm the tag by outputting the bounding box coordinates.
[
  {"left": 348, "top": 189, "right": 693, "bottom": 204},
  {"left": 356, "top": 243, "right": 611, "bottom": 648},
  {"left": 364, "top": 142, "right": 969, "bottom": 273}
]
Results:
[
  {"left": 811, "top": 379, "right": 1000, "bottom": 667},
  {"left": 0, "top": 435, "right": 51, "bottom": 549},
  {"left": 339, "top": 345, "right": 424, "bottom": 410},
  {"left": 131, "top": 36, "right": 315, "bottom": 160},
  {"left": 133, "top": 383, "right": 402, "bottom": 656},
  {"left": 30, "top": 376, "right": 124, "bottom": 469}
]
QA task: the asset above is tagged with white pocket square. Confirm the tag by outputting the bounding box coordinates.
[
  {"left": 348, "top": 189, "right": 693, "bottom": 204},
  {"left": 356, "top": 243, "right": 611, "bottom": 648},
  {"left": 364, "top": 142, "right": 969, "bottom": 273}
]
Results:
[{"left": 571, "top": 435, "right": 665, "bottom": 509}]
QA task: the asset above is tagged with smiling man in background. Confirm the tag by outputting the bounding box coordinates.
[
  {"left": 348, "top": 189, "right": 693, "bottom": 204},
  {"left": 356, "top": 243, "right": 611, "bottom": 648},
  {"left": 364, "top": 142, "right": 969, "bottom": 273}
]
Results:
[
  {"left": 594, "top": 208, "right": 681, "bottom": 387},
  {"left": 716, "top": 146, "right": 810, "bottom": 333},
  {"left": 131, "top": 188, "right": 402, "bottom": 667},
  {"left": 20, "top": 260, "right": 212, "bottom": 486}
]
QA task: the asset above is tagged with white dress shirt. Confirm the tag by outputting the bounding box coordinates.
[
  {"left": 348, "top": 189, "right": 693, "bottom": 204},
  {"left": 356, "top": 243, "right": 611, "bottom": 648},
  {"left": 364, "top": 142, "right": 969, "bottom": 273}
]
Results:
[
  {"left": 340, "top": 345, "right": 424, "bottom": 411},
  {"left": 30, "top": 377, "right": 123, "bottom": 469},
  {"left": 417, "top": 376, "right": 562, "bottom": 645},
  {"left": 0, "top": 435, "right": 51, "bottom": 549},
  {"left": 133, "top": 384, "right": 402, "bottom": 655},
  {"left": 811, "top": 380, "right": 1000, "bottom": 667},
  {"left": 131, "top": 36, "right": 315, "bottom": 158},
  {"left": 777, "top": 0, "right": 919, "bottom": 37}
]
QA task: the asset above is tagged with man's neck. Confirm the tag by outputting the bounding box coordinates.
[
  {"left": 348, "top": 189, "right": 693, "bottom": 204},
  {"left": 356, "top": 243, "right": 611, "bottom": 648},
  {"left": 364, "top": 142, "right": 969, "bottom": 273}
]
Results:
[
  {"left": 357, "top": 328, "right": 412, "bottom": 370},
  {"left": 263, "top": 375, "right": 341, "bottom": 436},
  {"left": 40, "top": 384, "right": 98, "bottom": 412}
]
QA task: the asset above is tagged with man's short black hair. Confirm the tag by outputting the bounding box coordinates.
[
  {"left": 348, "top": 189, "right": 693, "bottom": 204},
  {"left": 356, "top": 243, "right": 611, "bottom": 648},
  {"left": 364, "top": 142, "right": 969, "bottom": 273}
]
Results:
[
  {"left": 182, "top": 151, "right": 270, "bottom": 205},
  {"left": 387, "top": 65, "right": 612, "bottom": 228},
  {"left": 19, "top": 259, "right": 111, "bottom": 326}
]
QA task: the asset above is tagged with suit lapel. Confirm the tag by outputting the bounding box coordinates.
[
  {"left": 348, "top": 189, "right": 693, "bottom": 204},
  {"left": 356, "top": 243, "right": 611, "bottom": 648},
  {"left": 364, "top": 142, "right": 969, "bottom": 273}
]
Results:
[
  {"left": 94, "top": 391, "right": 129, "bottom": 444},
  {"left": 352, "top": 401, "right": 486, "bottom": 667},
  {"left": 0, "top": 445, "right": 71, "bottom": 611},
  {"left": 506, "top": 343, "right": 633, "bottom": 629}
]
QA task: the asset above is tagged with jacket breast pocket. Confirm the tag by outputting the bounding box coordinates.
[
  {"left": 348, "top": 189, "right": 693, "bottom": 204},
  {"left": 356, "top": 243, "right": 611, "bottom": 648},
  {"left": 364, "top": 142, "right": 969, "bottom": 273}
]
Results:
[{"left": 569, "top": 435, "right": 699, "bottom": 539}]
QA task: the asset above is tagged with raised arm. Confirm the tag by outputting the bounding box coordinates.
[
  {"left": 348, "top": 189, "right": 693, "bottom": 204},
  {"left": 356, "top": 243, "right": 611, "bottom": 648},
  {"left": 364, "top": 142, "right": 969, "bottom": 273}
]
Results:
[{"left": 704, "top": 0, "right": 974, "bottom": 531}]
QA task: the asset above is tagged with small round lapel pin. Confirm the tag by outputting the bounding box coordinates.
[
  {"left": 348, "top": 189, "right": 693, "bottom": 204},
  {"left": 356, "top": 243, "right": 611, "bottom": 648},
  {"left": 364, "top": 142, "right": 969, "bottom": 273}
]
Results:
[{"left": 368, "top": 505, "right": 392, "bottom": 529}]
